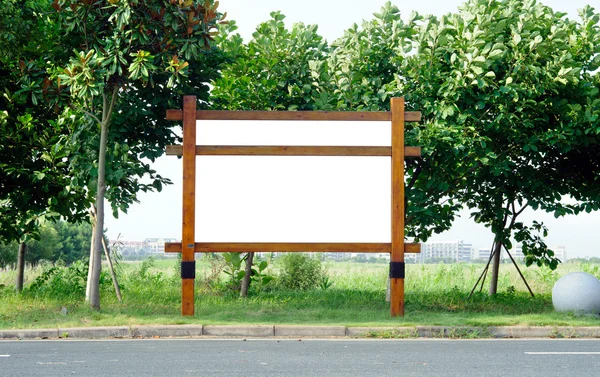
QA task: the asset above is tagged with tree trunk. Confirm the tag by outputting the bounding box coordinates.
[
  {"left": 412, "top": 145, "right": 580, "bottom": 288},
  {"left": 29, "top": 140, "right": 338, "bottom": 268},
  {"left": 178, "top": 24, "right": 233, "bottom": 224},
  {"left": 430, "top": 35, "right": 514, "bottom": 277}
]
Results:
[
  {"left": 489, "top": 241, "right": 503, "bottom": 295},
  {"left": 88, "top": 88, "right": 118, "bottom": 310},
  {"left": 15, "top": 242, "right": 26, "bottom": 292},
  {"left": 89, "top": 120, "right": 109, "bottom": 309},
  {"left": 85, "top": 212, "right": 96, "bottom": 301},
  {"left": 240, "top": 252, "right": 254, "bottom": 298}
]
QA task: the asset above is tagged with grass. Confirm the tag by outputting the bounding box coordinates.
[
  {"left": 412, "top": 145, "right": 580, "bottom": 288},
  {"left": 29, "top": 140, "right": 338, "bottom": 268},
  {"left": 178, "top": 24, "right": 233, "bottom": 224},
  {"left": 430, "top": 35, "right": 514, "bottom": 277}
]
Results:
[{"left": 1, "top": 257, "right": 599, "bottom": 330}]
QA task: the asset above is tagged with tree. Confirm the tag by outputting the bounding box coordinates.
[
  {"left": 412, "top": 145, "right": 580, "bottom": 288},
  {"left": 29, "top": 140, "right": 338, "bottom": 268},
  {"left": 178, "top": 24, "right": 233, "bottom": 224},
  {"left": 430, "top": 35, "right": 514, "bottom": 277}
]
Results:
[
  {"left": 212, "top": 12, "right": 330, "bottom": 111},
  {"left": 34, "top": 0, "right": 228, "bottom": 309},
  {"left": 0, "top": 0, "right": 91, "bottom": 291},
  {"left": 52, "top": 220, "right": 93, "bottom": 265},
  {"left": 319, "top": 3, "right": 464, "bottom": 242},
  {"left": 398, "top": 0, "right": 600, "bottom": 293}
]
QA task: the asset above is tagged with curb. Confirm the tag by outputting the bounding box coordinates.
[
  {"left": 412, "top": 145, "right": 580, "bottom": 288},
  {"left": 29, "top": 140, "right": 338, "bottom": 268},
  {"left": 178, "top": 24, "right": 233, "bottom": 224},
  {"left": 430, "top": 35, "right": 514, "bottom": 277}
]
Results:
[{"left": 1, "top": 325, "right": 600, "bottom": 340}]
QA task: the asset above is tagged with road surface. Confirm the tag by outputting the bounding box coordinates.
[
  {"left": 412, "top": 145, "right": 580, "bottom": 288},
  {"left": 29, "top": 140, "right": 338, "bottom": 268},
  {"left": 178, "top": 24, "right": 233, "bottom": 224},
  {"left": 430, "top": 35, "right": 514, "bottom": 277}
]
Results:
[{"left": 1, "top": 338, "right": 599, "bottom": 376}]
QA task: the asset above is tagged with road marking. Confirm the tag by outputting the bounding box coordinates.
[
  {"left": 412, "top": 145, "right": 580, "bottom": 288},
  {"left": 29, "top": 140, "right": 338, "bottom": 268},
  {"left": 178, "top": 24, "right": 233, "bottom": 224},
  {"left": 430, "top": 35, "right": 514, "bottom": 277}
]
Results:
[
  {"left": 0, "top": 355, "right": 10, "bottom": 357},
  {"left": 526, "top": 352, "right": 600, "bottom": 355}
]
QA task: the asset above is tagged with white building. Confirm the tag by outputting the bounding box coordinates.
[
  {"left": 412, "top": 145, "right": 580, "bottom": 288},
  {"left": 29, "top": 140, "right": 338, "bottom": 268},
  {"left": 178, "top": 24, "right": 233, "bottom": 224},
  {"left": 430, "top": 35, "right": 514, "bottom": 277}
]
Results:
[
  {"left": 418, "top": 240, "right": 473, "bottom": 262},
  {"left": 554, "top": 246, "right": 568, "bottom": 262},
  {"left": 143, "top": 238, "right": 179, "bottom": 254}
]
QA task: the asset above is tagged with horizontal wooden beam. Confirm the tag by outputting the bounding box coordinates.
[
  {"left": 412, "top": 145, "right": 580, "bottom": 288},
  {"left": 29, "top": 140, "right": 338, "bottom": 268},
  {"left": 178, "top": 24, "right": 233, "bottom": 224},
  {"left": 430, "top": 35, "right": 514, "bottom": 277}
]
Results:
[
  {"left": 165, "top": 145, "right": 422, "bottom": 157},
  {"left": 166, "top": 110, "right": 421, "bottom": 122},
  {"left": 164, "top": 242, "right": 421, "bottom": 254}
]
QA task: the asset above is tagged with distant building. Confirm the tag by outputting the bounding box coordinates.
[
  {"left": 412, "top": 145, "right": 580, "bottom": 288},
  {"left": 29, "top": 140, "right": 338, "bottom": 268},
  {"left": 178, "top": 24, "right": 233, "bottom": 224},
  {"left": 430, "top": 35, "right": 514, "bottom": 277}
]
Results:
[
  {"left": 109, "top": 240, "right": 144, "bottom": 256},
  {"left": 475, "top": 249, "right": 492, "bottom": 261},
  {"left": 554, "top": 246, "right": 567, "bottom": 262},
  {"left": 503, "top": 246, "right": 525, "bottom": 261},
  {"left": 143, "top": 238, "right": 179, "bottom": 255},
  {"left": 504, "top": 245, "right": 567, "bottom": 263},
  {"left": 418, "top": 240, "right": 472, "bottom": 262}
]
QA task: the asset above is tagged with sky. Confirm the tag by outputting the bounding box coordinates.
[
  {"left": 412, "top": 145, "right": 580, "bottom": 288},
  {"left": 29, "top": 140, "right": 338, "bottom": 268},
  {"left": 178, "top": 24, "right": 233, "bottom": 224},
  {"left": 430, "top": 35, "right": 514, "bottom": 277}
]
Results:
[{"left": 105, "top": 0, "right": 600, "bottom": 258}]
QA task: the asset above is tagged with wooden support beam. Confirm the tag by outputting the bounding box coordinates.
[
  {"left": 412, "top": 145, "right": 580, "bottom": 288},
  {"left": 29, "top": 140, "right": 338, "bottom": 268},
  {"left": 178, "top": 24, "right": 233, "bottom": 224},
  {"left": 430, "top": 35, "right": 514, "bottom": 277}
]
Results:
[
  {"left": 164, "top": 242, "right": 421, "bottom": 254},
  {"left": 181, "top": 95, "right": 196, "bottom": 316},
  {"left": 166, "top": 110, "right": 421, "bottom": 122},
  {"left": 390, "top": 97, "right": 405, "bottom": 317},
  {"left": 165, "top": 145, "right": 422, "bottom": 157}
]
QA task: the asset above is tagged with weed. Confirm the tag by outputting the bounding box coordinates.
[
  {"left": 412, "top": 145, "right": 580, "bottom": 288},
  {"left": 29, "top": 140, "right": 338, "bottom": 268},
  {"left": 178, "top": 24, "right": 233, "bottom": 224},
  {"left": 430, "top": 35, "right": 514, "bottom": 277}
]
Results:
[
  {"left": 277, "top": 253, "right": 326, "bottom": 290},
  {"left": 365, "top": 328, "right": 418, "bottom": 339}
]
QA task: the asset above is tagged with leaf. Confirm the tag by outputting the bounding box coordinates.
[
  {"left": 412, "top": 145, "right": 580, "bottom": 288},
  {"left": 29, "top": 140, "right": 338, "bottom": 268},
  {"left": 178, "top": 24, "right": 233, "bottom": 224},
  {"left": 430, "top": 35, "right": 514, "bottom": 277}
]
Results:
[{"left": 488, "top": 49, "right": 503, "bottom": 58}]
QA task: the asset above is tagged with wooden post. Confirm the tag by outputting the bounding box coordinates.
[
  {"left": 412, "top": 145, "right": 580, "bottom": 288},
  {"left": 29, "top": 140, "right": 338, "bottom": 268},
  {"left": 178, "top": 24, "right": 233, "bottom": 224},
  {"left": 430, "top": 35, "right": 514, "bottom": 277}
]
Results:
[
  {"left": 390, "top": 97, "right": 405, "bottom": 316},
  {"left": 181, "top": 95, "right": 197, "bottom": 316}
]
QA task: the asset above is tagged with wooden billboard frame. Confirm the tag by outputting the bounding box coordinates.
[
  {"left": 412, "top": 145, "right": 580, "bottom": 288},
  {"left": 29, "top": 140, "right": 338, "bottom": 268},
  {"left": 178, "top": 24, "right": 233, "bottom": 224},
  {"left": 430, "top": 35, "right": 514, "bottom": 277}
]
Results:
[{"left": 164, "top": 95, "right": 421, "bottom": 317}]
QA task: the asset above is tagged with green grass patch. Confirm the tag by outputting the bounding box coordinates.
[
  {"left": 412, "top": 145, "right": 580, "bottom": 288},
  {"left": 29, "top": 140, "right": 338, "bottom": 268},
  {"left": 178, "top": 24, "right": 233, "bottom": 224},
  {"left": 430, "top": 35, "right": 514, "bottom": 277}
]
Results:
[{"left": 1, "top": 258, "right": 599, "bottom": 329}]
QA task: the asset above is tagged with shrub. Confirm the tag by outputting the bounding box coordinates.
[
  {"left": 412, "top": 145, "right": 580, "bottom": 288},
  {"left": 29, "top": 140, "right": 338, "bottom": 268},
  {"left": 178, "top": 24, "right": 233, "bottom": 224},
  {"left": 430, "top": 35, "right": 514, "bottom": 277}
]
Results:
[
  {"left": 26, "top": 260, "right": 111, "bottom": 299},
  {"left": 277, "top": 254, "right": 326, "bottom": 290}
]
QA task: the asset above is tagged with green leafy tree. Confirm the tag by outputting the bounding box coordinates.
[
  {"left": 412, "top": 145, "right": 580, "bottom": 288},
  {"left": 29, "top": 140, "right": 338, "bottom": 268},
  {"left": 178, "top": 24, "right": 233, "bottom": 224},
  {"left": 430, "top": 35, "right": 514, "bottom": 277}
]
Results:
[
  {"left": 320, "top": 4, "right": 464, "bottom": 242},
  {"left": 2, "top": 1, "right": 227, "bottom": 305},
  {"left": 21, "top": 0, "right": 228, "bottom": 309},
  {"left": 398, "top": 0, "right": 600, "bottom": 293},
  {"left": 212, "top": 12, "right": 330, "bottom": 110},
  {"left": 52, "top": 220, "right": 93, "bottom": 265},
  {"left": 0, "top": 1, "right": 91, "bottom": 290}
]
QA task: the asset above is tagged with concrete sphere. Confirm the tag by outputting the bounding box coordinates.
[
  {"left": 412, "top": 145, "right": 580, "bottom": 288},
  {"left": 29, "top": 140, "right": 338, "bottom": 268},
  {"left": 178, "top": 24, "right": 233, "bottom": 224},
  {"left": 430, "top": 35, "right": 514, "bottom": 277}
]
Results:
[{"left": 552, "top": 272, "right": 600, "bottom": 315}]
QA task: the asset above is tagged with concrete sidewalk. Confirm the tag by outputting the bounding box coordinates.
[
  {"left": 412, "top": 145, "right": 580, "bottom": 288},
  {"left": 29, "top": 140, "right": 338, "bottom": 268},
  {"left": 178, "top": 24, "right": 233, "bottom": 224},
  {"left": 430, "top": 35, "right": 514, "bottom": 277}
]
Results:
[{"left": 1, "top": 325, "right": 600, "bottom": 340}]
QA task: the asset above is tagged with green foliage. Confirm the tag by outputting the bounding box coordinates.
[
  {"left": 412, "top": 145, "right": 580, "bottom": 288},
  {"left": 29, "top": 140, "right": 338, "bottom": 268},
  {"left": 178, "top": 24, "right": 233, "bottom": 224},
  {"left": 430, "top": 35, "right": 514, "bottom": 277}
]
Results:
[
  {"left": 212, "top": 12, "right": 330, "bottom": 110},
  {"left": 0, "top": 242, "right": 17, "bottom": 269},
  {"left": 0, "top": 2, "right": 90, "bottom": 242},
  {"left": 135, "top": 257, "right": 167, "bottom": 287},
  {"left": 6, "top": 261, "right": 600, "bottom": 329},
  {"left": 221, "top": 253, "right": 274, "bottom": 293},
  {"left": 276, "top": 254, "right": 327, "bottom": 291},
  {"left": 396, "top": 0, "right": 600, "bottom": 270},
  {"left": 222, "top": 252, "right": 246, "bottom": 291},
  {"left": 251, "top": 259, "right": 274, "bottom": 289},
  {"left": 25, "top": 260, "right": 110, "bottom": 299},
  {"left": 48, "top": 0, "right": 229, "bottom": 217},
  {"left": 0, "top": 220, "right": 96, "bottom": 268}
]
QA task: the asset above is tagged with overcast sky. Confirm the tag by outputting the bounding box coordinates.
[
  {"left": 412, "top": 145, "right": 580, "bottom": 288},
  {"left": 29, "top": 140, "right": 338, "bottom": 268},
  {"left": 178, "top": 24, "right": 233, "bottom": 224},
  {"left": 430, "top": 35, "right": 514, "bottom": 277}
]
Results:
[{"left": 105, "top": 0, "right": 600, "bottom": 258}]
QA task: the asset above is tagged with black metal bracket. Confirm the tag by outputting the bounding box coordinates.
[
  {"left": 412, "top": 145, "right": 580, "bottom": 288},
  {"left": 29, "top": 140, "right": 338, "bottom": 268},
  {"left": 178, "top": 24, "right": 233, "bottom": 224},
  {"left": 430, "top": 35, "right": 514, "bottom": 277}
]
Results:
[
  {"left": 181, "top": 261, "right": 196, "bottom": 279},
  {"left": 389, "top": 261, "right": 405, "bottom": 279}
]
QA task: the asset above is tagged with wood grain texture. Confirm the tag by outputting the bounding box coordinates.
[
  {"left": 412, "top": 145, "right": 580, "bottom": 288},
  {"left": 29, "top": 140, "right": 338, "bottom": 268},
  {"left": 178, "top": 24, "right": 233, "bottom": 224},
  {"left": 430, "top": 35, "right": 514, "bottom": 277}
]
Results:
[
  {"left": 164, "top": 242, "right": 421, "bottom": 254},
  {"left": 181, "top": 279, "right": 194, "bottom": 316},
  {"left": 166, "top": 110, "right": 421, "bottom": 122},
  {"left": 165, "top": 145, "right": 422, "bottom": 157},
  {"left": 390, "top": 278, "right": 404, "bottom": 316},
  {"left": 181, "top": 95, "right": 197, "bottom": 316},
  {"left": 390, "top": 97, "right": 406, "bottom": 317}
]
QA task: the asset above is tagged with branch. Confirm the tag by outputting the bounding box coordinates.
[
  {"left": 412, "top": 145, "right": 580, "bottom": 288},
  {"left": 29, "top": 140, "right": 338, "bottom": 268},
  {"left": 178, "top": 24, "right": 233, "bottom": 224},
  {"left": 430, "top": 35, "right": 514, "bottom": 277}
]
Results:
[
  {"left": 515, "top": 202, "right": 529, "bottom": 218},
  {"left": 102, "top": 91, "right": 108, "bottom": 124},
  {"left": 406, "top": 161, "right": 423, "bottom": 192},
  {"left": 71, "top": 104, "right": 102, "bottom": 126},
  {"left": 82, "top": 4, "right": 91, "bottom": 51},
  {"left": 104, "top": 86, "right": 119, "bottom": 127}
]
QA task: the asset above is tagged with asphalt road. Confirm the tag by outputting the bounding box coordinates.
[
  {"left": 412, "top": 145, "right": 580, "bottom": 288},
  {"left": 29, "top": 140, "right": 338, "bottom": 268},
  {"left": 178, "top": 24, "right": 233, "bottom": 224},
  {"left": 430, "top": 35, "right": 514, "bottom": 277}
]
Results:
[{"left": 1, "top": 339, "right": 599, "bottom": 377}]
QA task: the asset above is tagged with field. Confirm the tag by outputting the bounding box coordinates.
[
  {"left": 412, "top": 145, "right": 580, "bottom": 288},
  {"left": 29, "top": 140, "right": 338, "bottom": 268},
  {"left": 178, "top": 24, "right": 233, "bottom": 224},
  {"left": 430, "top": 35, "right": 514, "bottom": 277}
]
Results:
[{"left": 1, "top": 257, "right": 599, "bottom": 330}]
